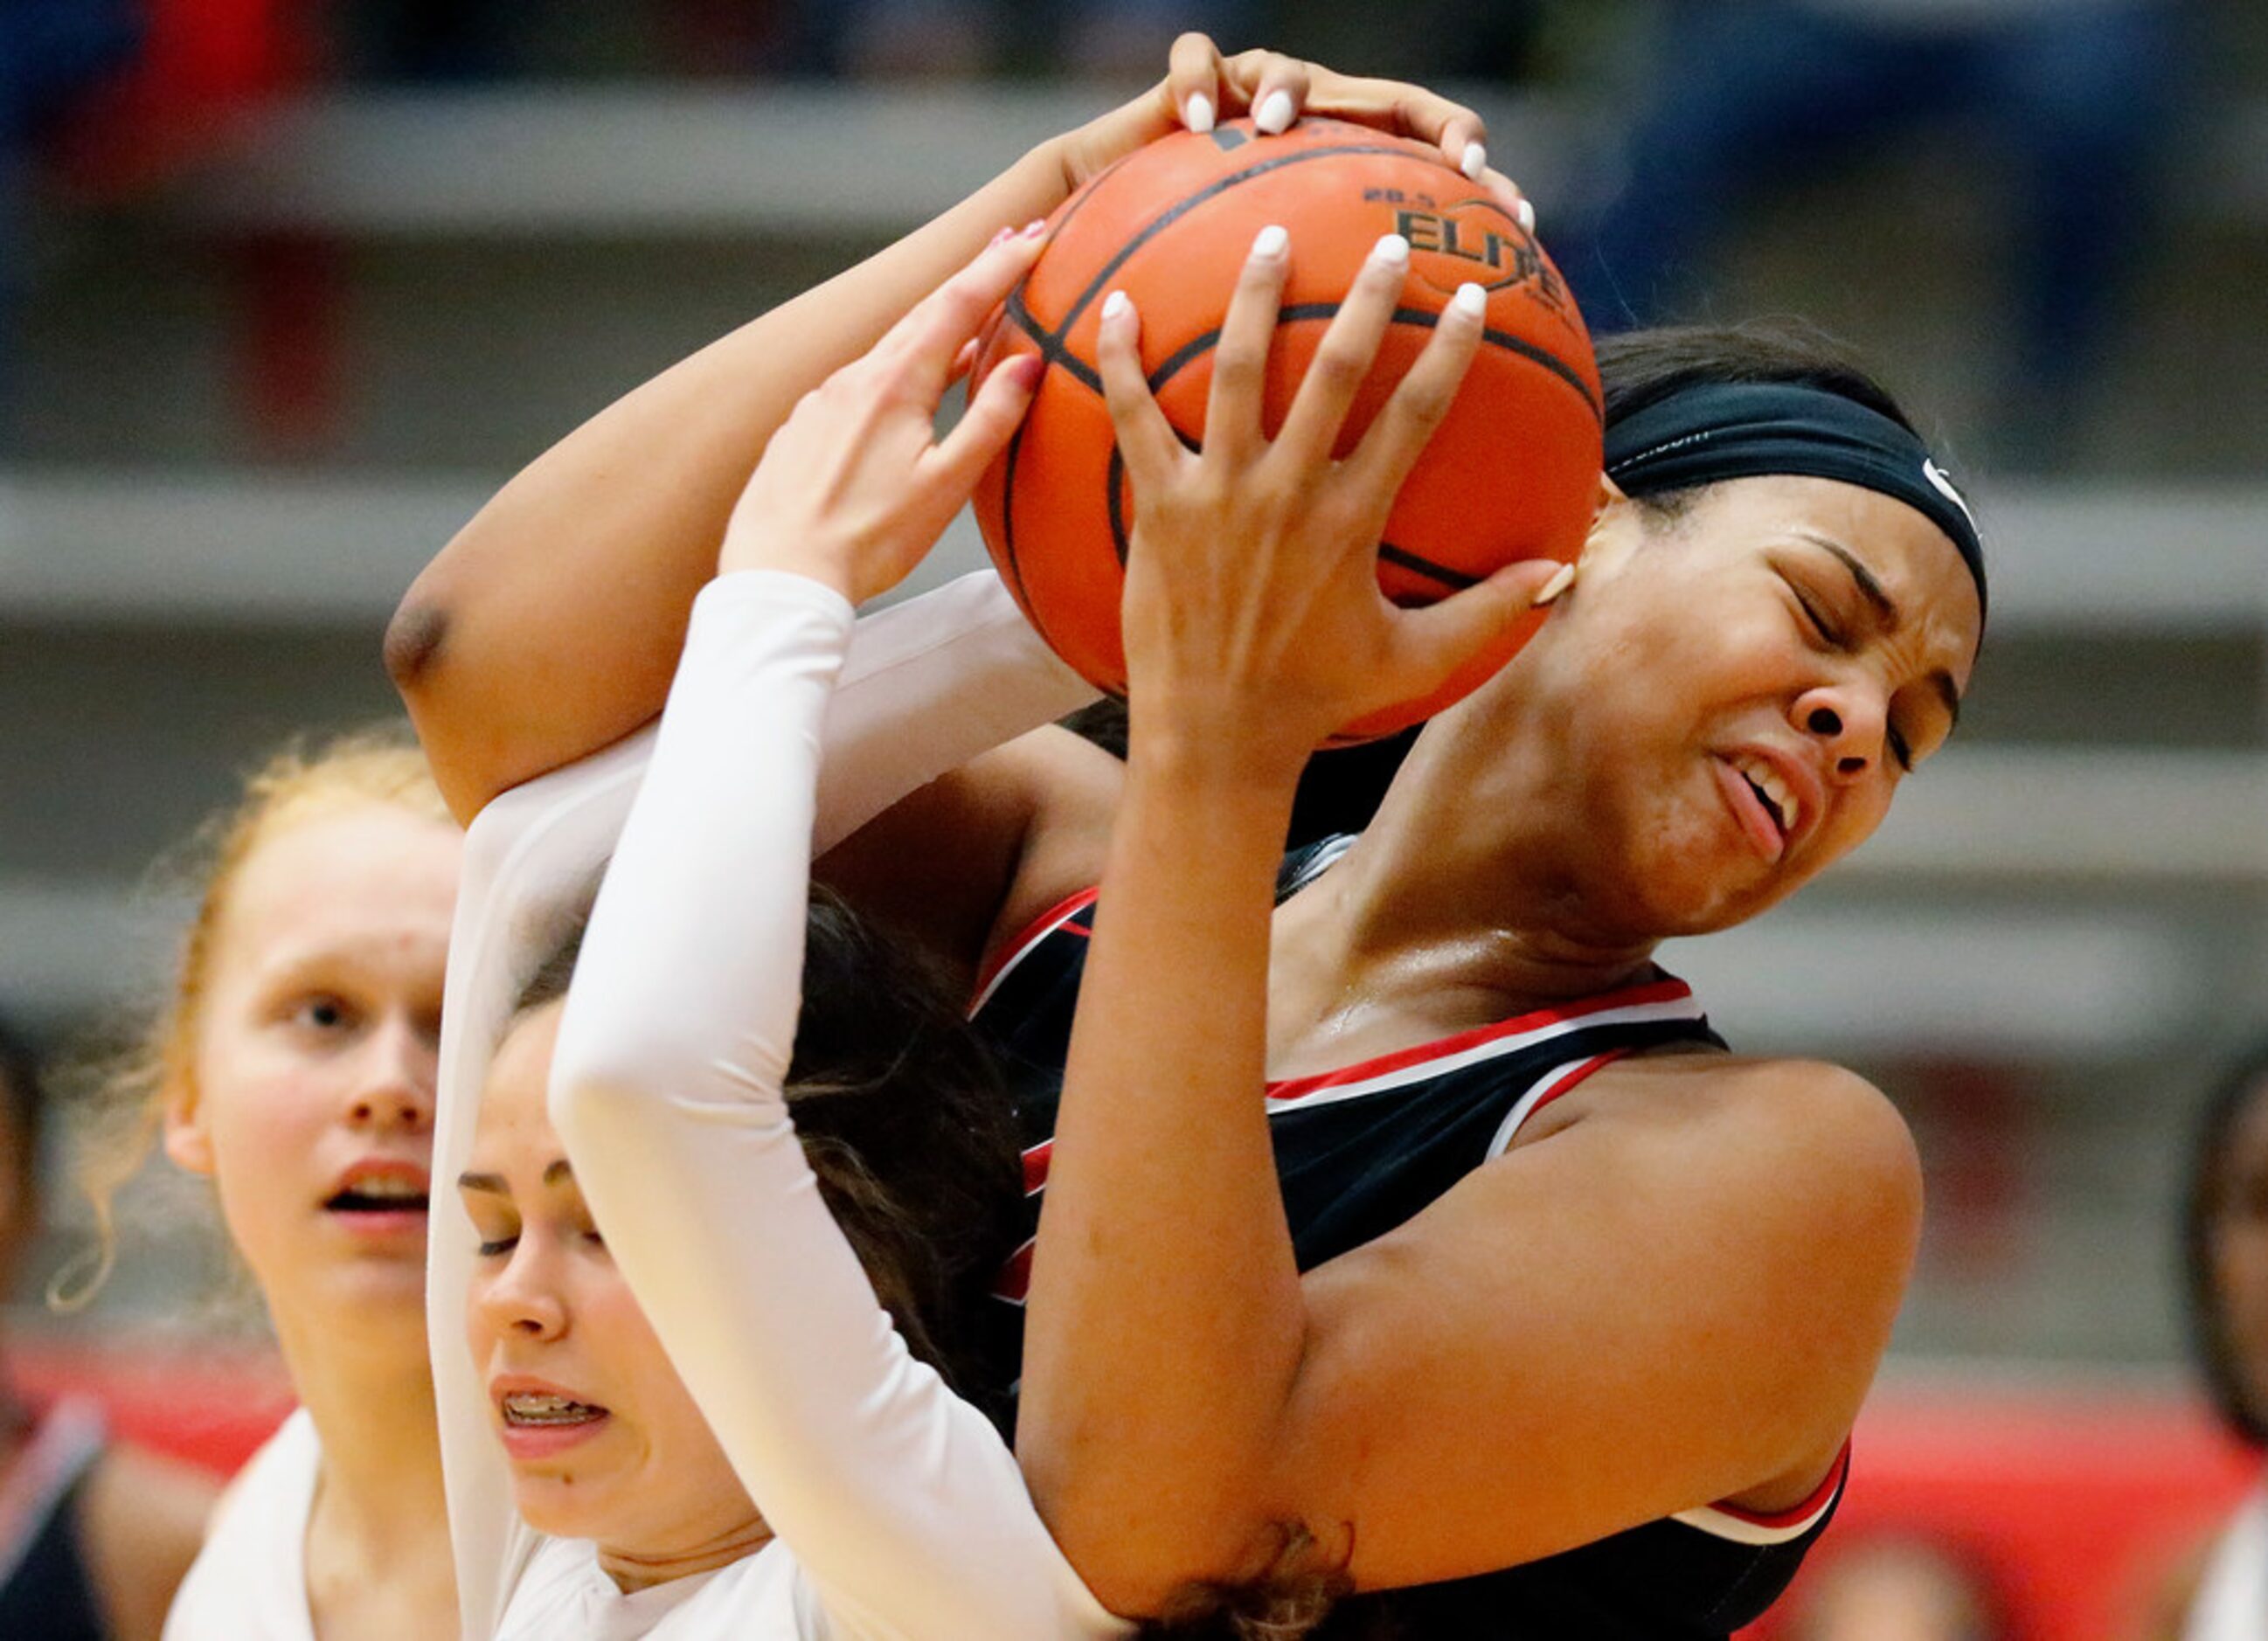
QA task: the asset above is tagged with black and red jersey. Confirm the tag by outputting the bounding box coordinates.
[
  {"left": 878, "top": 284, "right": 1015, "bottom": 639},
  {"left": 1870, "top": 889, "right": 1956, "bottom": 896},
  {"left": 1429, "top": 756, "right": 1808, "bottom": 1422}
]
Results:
[{"left": 970, "top": 836, "right": 1843, "bottom": 1639}]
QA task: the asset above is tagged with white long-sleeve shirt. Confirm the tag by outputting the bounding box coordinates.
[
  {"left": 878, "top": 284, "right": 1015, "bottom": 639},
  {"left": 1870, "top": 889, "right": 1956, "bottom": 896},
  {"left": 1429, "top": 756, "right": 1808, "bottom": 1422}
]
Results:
[{"left": 427, "top": 570, "right": 1119, "bottom": 1640}]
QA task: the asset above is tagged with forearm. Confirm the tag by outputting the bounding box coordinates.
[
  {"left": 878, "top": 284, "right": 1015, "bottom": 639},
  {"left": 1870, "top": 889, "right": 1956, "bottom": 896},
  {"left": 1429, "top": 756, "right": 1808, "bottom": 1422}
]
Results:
[
  {"left": 391, "top": 138, "right": 1079, "bottom": 821},
  {"left": 1020, "top": 737, "right": 1310, "bottom": 1613}
]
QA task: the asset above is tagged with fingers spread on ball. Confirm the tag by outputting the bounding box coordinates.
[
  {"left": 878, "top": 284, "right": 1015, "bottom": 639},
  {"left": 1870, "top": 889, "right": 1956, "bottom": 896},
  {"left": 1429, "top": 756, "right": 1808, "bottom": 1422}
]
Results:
[
  {"left": 1203, "top": 224, "right": 1292, "bottom": 462},
  {"left": 1348, "top": 280, "right": 1488, "bottom": 495},
  {"left": 886, "top": 225, "right": 1045, "bottom": 391},
  {"left": 928, "top": 351, "right": 1043, "bottom": 495},
  {"left": 1096, "top": 292, "right": 1182, "bottom": 481},
  {"left": 1273, "top": 231, "right": 1411, "bottom": 470}
]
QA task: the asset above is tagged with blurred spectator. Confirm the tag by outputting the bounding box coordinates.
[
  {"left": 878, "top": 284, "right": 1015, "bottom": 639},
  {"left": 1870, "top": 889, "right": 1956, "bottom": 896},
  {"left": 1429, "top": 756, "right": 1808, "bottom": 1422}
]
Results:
[
  {"left": 0, "top": 1013, "right": 215, "bottom": 1641},
  {"left": 1565, "top": 0, "right": 2191, "bottom": 471},
  {"left": 779, "top": 0, "right": 1259, "bottom": 80},
  {"left": 2174, "top": 1037, "right": 2268, "bottom": 1638},
  {"left": 0, "top": 0, "right": 141, "bottom": 428},
  {"left": 1789, "top": 1534, "right": 2012, "bottom": 1641}
]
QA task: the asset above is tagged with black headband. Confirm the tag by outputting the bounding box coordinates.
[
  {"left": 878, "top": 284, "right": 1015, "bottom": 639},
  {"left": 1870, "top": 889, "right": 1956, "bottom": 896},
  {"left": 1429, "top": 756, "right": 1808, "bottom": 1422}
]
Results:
[{"left": 1603, "top": 382, "right": 1987, "bottom": 620}]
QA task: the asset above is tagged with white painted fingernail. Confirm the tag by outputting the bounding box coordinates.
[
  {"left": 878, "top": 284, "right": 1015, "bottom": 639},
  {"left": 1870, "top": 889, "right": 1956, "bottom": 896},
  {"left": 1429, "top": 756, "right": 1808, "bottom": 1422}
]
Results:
[
  {"left": 1452, "top": 281, "right": 1487, "bottom": 320},
  {"left": 1461, "top": 141, "right": 1487, "bottom": 181},
  {"left": 1252, "top": 223, "right": 1288, "bottom": 260},
  {"left": 1185, "top": 93, "right": 1215, "bottom": 135},
  {"left": 1532, "top": 563, "right": 1576, "bottom": 607},
  {"left": 1372, "top": 232, "right": 1410, "bottom": 267},
  {"left": 1102, "top": 289, "right": 1132, "bottom": 323},
  {"left": 1517, "top": 197, "right": 1536, "bottom": 234},
  {"left": 1254, "top": 88, "right": 1295, "bottom": 135}
]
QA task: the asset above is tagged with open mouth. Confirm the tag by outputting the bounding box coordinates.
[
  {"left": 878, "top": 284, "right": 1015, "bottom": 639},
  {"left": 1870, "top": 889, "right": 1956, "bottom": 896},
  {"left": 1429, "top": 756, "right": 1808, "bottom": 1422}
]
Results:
[
  {"left": 324, "top": 1178, "right": 429, "bottom": 1214},
  {"left": 1729, "top": 753, "right": 1800, "bottom": 841},
  {"left": 501, "top": 1392, "right": 609, "bottom": 1428}
]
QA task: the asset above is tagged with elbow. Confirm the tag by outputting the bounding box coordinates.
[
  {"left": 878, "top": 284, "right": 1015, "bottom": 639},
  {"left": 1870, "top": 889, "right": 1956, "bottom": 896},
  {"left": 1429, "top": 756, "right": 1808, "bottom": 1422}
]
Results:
[
  {"left": 545, "top": 1057, "right": 654, "bottom": 1162},
  {"left": 385, "top": 592, "right": 493, "bottom": 825},
  {"left": 544, "top": 1030, "right": 665, "bottom": 1140},
  {"left": 383, "top": 592, "right": 448, "bottom": 700},
  {"left": 1026, "top": 1455, "right": 1278, "bottom": 1621},
  {"left": 1055, "top": 1516, "right": 1313, "bottom": 1624}
]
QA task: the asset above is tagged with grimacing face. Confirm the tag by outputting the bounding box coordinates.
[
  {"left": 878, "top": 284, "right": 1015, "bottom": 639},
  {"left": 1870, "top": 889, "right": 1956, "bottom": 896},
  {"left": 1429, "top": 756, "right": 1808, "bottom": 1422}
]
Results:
[
  {"left": 1485, "top": 473, "right": 1981, "bottom": 942},
  {"left": 163, "top": 805, "right": 459, "bottom": 1329},
  {"left": 461, "top": 1003, "right": 762, "bottom": 1572}
]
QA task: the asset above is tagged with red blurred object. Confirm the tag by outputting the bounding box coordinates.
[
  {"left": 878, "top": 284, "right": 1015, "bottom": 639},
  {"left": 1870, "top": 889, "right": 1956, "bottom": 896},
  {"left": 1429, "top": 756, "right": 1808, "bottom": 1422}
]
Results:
[
  {"left": 1740, "top": 1381, "right": 2258, "bottom": 1641},
  {"left": 9, "top": 1335, "right": 292, "bottom": 1477},
  {"left": 52, "top": 0, "right": 310, "bottom": 197},
  {"left": 11, "top": 1334, "right": 2258, "bottom": 1639}
]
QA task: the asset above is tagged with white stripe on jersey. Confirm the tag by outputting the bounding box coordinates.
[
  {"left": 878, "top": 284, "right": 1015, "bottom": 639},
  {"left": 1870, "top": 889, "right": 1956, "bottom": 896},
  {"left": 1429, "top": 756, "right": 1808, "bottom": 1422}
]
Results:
[
  {"left": 1262, "top": 994, "right": 1704, "bottom": 1116},
  {"left": 1484, "top": 1056, "right": 1613, "bottom": 1160},
  {"left": 1668, "top": 1495, "right": 1841, "bottom": 1541}
]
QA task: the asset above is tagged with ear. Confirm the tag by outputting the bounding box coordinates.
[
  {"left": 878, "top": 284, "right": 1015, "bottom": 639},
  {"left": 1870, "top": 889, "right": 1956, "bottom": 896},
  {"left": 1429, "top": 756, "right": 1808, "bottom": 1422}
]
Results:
[
  {"left": 1577, "top": 473, "right": 1633, "bottom": 570},
  {"left": 161, "top": 1073, "right": 216, "bottom": 1177}
]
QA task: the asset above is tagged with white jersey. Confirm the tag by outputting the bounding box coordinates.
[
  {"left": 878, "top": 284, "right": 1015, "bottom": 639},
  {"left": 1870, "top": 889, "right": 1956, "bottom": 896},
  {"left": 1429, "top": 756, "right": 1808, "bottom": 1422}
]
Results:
[
  {"left": 497, "top": 1536, "right": 808, "bottom": 1640},
  {"left": 163, "top": 1409, "right": 318, "bottom": 1641},
  {"left": 2186, "top": 1480, "right": 2268, "bottom": 1641},
  {"left": 431, "top": 571, "right": 1120, "bottom": 1640}
]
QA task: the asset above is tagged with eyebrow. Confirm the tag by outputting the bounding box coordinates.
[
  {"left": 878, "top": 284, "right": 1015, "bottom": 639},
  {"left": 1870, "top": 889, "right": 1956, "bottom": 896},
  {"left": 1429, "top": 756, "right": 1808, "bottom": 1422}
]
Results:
[
  {"left": 1795, "top": 532, "right": 1898, "bottom": 626},
  {"left": 1793, "top": 530, "right": 1964, "bottom": 735},
  {"left": 456, "top": 1159, "right": 576, "bottom": 1194}
]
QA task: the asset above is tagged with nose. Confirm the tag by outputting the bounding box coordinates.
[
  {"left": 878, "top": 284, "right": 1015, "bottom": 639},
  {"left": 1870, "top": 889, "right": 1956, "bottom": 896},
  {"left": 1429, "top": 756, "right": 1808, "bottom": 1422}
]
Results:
[
  {"left": 475, "top": 1241, "right": 567, "bottom": 1342},
  {"left": 1792, "top": 681, "right": 1888, "bottom": 781},
  {"left": 346, "top": 1014, "right": 436, "bottom": 1134}
]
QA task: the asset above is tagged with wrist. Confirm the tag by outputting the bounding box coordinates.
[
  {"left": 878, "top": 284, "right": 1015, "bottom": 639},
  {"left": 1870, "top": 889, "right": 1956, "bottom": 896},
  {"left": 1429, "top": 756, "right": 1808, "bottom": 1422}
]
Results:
[
  {"left": 718, "top": 534, "right": 857, "bottom": 601},
  {"left": 1125, "top": 710, "right": 1310, "bottom": 800},
  {"left": 1019, "top": 133, "right": 1083, "bottom": 209}
]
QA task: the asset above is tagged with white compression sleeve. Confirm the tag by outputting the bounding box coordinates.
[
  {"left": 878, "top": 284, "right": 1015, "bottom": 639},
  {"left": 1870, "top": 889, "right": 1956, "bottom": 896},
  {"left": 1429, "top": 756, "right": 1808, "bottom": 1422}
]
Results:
[
  {"left": 812, "top": 569, "right": 1099, "bottom": 855},
  {"left": 427, "top": 570, "right": 1105, "bottom": 1639},
  {"left": 551, "top": 572, "right": 1123, "bottom": 1638}
]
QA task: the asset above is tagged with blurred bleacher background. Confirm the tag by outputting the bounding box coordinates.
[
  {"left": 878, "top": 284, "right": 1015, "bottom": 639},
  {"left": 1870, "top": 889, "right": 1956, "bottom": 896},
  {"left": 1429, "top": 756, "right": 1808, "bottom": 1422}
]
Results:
[{"left": 0, "top": 0, "right": 2265, "bottom": 1630}]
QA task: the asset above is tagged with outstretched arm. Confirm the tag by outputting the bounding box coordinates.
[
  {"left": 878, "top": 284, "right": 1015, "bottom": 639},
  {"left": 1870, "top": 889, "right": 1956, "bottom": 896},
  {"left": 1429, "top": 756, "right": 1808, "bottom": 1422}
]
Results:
[
  {"left": 548, "top": 244, "right": 1126, "bottom": 1637},
  {"left": 386, "top": 35, "right": 1515, "bottom": 823},
  {"left": 430, "top": 243, "right": 1124, "bottom": 1641}
]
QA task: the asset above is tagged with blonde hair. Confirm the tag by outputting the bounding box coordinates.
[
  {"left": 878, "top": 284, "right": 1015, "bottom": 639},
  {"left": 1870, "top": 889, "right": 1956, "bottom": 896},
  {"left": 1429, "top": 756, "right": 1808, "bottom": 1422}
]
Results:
[{"left": 55, "top": 725, "right": 452, "bottom": 1309}]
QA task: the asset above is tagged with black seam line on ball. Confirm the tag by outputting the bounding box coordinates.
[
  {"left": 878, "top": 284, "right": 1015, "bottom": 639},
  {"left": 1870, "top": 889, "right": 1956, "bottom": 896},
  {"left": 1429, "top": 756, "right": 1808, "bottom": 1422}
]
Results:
[
  {"left": 995, "top": 418, "right": 1037, "bottom": 613},
  {"left": 1379, "top": 545, "right": 1479, "bottom": 590},
  {"left": 1105, "top": 426, "right": 1474, "bottom": 593},
  {"left": 1105, "top": 452, "right": 1474, "bottom": 598},
  {"left": 1103, "top": 302, "right": 1569, "bottom": 595},
  {"left": 1142, "top": 302, "right": 1599, "bottom": 426},
  {"left": 1126, "top": 301, "right": 1601, "bottom": 427},
  {"left": 1044, "top": 142, "right": 1442, "bottom": 345},
  {"left": 1005, "top": 287, "right": 1104, "bottom": 395}
]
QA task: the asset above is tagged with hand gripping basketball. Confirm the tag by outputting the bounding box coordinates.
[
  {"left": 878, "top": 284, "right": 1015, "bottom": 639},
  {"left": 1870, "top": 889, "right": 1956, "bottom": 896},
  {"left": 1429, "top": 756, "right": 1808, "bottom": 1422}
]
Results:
[
  {"left": 1051, "top": 31, "right": 1529, "bottom": 227},
  {"left": 1097, "top": 225, "right": 1563, "bottom": 776},
  {"left": 969, "top": 115, "right": 1599, "bottom": 740},
  {"left": 719, "top": 226, "right": 1048, "bottom": 605}
]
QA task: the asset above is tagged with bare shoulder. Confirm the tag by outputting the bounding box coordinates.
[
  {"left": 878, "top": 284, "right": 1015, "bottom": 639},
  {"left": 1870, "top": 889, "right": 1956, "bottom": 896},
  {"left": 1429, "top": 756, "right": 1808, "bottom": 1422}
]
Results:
[
  {"left": 77, "top": 1445, "right": 220, "bottom": 1640},
  {"left": 1531, "top": 1048, "right": 1925, "bottom": 1353},
  {"left": 1578, "top": 1049, "right": 1923, "bottom": 1229}
]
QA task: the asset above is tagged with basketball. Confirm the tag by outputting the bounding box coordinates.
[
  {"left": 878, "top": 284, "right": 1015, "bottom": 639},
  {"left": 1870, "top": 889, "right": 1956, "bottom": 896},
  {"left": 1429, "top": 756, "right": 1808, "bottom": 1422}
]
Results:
[{"left": 970, "top": 116, "right": 1602, "bottom": 744}]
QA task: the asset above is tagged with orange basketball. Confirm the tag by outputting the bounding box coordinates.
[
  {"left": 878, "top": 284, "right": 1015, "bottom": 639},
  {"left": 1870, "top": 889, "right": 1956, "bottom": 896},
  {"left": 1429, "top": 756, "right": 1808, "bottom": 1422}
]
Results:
[{"left": 970, "top": 116, "right": 1602, "bottom": 744}]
